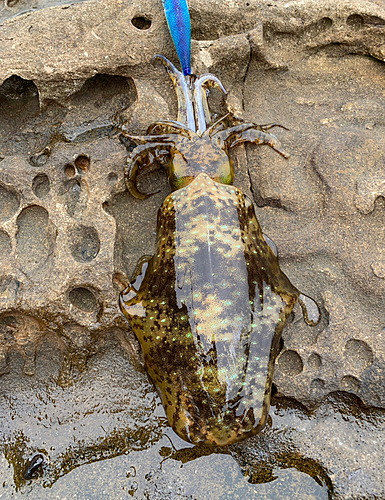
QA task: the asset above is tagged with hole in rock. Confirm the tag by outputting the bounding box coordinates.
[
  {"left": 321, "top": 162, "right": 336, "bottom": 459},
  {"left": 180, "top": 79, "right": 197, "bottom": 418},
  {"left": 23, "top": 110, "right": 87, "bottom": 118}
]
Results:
[
  {"left": 16, "top": 205, "right": 56, "bottom": 275},
  {"left": 107, "top": 172, "right": 118, "bottom": 183},
  {"left": 0, "top": 75, "right": 37, "bottom": 101},
  {"left": 0, "top": 76, "right": 39, "bottom": 135},
  {"left": 32, "top": 174, "right": 50, "bottom": 199},
  {"left": 0, "top": 314, "right": 18, "bottom": 327},
  {"left": 131, "top": 16, "right": 152, "bottom": 30},
  {"left": 74, "top": 155, "right": 90, "bottom": 173},
  {"left": 0, "top": 231, "right": 12, "bottom": 262},
  {"left": 63, "top": 178, "right": 83, "bottom": 217},
  {"left": 317, "top": 17, "right": 333, "bottom": 30},
  {"left": 310, "top": 378, "right": 325, "bottom": 398},
  {"left": 363, "top": 15, "right": 385, "bottom": 26},
  {"left": 308, "top": 352, "right": 322, "bottom": 370},
  {"left": 69, "top": 74, "right": 136, "bottom": 130},
  {"left": 340, "top": 375, "right": 360, "bottom": 393},
  {"left": 347, "top": 14, "right": 364, "bottom": 28},
  {"left": 29, "top": 150, "right": 50, "bottom": 167},
  {"left": 69, "top": 287, "right": 98, "bottom": 312},
  {"left": 277, "top": 350, "right": 303, "bottom": 376},
  {"left": 64, "top": 164, "right": 76, "bottom": 178},
  {"left": 0, "top": 277, "right": 20, "bottom": 301},
  {"left": 70, "top": 225, "right": 100, "bottom": 263},
  {"left": 0, "top": 182, "right": 20, "bottom": 223},
  {"left": 344, "top": 339, "right": 373, "bottom": 371}
]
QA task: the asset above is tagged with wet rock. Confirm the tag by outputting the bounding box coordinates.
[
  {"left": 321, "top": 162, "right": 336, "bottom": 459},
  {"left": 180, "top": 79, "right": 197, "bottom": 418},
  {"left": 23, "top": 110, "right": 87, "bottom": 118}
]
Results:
[{"left": 234, "top": 393, "right": 385, "bottom": 500}]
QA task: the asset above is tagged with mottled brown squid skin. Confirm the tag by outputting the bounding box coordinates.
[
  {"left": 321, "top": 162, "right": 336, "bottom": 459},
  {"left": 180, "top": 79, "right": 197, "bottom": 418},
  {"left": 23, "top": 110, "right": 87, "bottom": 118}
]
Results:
[{"left": 120, "top": 173, "right": 300, "bottom": 446}]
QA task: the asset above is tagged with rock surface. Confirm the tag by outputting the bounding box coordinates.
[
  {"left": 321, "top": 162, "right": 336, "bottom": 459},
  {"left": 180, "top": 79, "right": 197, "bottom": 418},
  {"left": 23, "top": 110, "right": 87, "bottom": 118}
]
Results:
[{"left": 0, "top": 0, "right": 385, "bottom": 498}]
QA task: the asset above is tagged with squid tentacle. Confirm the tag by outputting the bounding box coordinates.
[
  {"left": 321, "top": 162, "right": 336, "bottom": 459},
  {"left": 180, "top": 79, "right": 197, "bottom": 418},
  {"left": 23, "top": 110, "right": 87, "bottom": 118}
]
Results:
[
  {"left": 206, "top": 113, "right": 231, "bottom": 138},
  {"left": 258, "top": 123, "right": 289, "bottom": 132},
  {"left": 124, "top": 142, "right": 173, "bottom": 199},
  {"left": 194, "top": 74, "right": 227, "bottom": 134},
  {"left": 215, "top": 123, "right": 290, "bottom": 159},
  {"left": 147, "top": 120, "right": 193, "bottom": 138},
  {"left": 121, "top": 131, "right": 178, "bottom": 145},
  {"left": 153, "top": 55, "right": 195, "bottom": 132}
]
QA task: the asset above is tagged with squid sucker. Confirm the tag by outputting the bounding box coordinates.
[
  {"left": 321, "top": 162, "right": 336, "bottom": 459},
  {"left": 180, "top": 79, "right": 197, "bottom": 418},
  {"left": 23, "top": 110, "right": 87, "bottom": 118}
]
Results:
[{"left": 119, "top": 55, "right": 320, "bottom": 446}]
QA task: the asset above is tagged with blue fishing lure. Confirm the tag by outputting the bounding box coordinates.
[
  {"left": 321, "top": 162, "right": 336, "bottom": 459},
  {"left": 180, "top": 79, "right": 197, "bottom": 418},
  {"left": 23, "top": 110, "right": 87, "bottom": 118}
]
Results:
[{"left": 162, "top": 0, "right": 191, "bottom": 75}]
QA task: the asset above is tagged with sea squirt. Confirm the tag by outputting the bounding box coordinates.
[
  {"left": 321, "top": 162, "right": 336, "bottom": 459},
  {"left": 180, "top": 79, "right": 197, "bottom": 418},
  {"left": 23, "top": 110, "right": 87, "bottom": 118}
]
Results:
[{"left": 119, "top": 55, "right": 320, "bottom": 446}]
